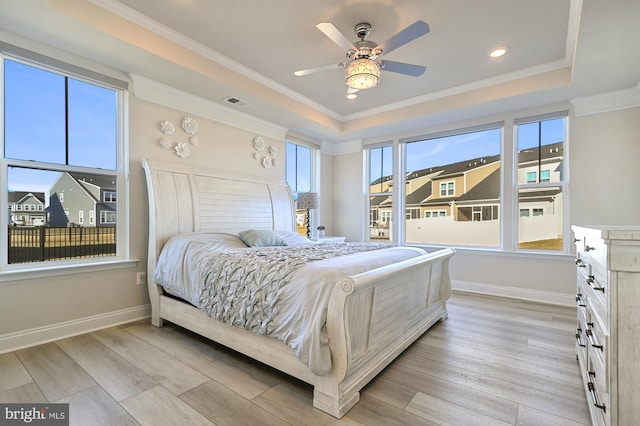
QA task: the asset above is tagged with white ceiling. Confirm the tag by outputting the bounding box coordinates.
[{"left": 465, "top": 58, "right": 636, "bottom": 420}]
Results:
[{"left": 0, "top": 0, "right": 639, "bottom": 144}]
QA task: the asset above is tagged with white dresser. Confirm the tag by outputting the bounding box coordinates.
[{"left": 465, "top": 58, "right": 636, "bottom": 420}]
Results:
[{"left": 572, "top": 225, "right": 640, "bottom": 426}]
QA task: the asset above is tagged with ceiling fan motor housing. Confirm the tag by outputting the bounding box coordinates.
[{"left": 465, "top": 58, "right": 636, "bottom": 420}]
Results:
[{"left": 354, "top": 22, "right": 372, "bottom": 40}]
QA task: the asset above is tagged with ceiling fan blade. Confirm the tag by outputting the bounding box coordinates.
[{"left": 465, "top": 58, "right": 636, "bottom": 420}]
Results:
[
  {"left": 375, "top": 20, "right": 430, "bottom": 55},
  {"left": 381, "top": 60, "right": 426, "bottom": 77},
  {"left": 316, "top": 22, "right": 357, "bottom": 52},
  {"left": 294, "top": 63, "right": 341, "bottom": 77}
]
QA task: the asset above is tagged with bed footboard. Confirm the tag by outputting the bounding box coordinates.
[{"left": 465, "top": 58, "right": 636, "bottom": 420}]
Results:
[{"left": 314, "top": 247, "right": 455, "bottom": 417}]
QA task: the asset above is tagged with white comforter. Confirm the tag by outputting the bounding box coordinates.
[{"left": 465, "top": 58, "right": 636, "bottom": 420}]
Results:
[{"left": 154, "top": 232, "right": 427, "bottom": 375}]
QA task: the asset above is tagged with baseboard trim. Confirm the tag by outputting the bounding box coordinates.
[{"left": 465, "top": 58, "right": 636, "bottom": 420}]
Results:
[
  {"left": 452, "top": 280, "right": 575, "bottom": 307},
  {"left": 0, "top": 305, "right": 151, "bottom": 354}
]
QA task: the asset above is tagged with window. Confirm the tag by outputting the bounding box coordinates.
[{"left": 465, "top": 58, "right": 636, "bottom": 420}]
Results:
[
  {"left": 367, "top": 145, "right": 393, "bottom": 241},
  {"left": 104, "top": 191, "right": 116, "bottom": 203},
  {"left": 516, "top": 115, "right": 566, "bottom": 251},
  {"left": 2, "top": 50, "right": 127, "bottom": 267},
  {"left": 365, "top": 112, "right": 568, "bottom": 253},
  {"left": 526, "top": 172, "right": 537, "bottom": 184},
  {"left": 540, "top": 170, "right": 551, "bottom": 182},
  {"left": 100, "top": 211, "right": 116, "bottom": 224},
  {"left": 286, "top": 140, "right": 316, "bottom": 235},
  {"left": 403, "top": 126, "right": 501, "bottom": 247},
  {"left": 89, "top": 210, "right": 95, "bottom": 225},
  {"left": 439, "top": 181, "right": 455, "bottom": 197}
]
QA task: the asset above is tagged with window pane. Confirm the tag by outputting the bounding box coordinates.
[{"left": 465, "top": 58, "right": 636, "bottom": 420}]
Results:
[
  {"left": 285, "top": 142, "right": 312, "bottom": 193},
  {"left": 369, "top": 196, "right": 391, "bottom": 241},
  {"left": 518, "top": 187, "right": 563, "bottom": 250},
  {"left": 404, "top": 128, "right": 501, "bottom": 246},
  {"left": 4, "top": 59, "right": 66, "bottom": 163},
  {"left": 517, "top": 118, "right": 564, "bottom": 184},
  {"left": 7, "top": 168, "right": 117, "bottom": 264},
  {"left": 369, "top": 146, "right": 393, "bottom": 193},
  {"left": 68, "top": 79, "right": 117, "bottom": 170}
]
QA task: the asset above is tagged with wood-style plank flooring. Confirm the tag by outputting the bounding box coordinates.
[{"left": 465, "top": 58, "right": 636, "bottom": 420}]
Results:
[{"left": 0, "top": 292, "right": 591, "bottom": 425}]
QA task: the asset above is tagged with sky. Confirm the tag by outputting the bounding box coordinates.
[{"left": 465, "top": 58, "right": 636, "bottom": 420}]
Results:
[
  {"left": 371, "top": 118, "right": 564, "bottom": 182},
  {"left": 4, "top": 58, "right": 117, "bottom": 196}
]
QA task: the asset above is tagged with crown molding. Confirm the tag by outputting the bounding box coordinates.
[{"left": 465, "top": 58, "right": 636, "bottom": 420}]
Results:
[
  {"left": 571, "top": 83, "right": 640, "bottom": 117},
  {"left": 130, "top": 73, "right": 288, "bottom": 140}
]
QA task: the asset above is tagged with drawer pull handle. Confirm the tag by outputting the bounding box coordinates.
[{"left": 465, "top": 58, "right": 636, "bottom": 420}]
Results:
[
  {"left": 575, "top": 259, "right": 586, "bottom": 267},
  {"left": 575, "top": 328, "right": 586, "bottom": 347},
  {"left": 586, "top": 276, "right": 606, "bottom": 293},
  {"left": 585, "top": 327, "right": 604, "bottom": 351},
  {"left": 587, "top": 376, "right": 607, "bottom": 412},
  {"left": 573, "top": 238, "right": 581, "bottom": 243},
  {"left": 585, "top": 245, "right": 596, "bottom": 252},
  {"left": 575, "top": 294, "right": 586, "bottom": 307}
]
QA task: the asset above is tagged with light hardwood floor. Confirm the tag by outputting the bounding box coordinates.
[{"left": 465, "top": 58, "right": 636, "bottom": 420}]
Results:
[{"left": 0, "top": 292, "right": 591, "bottom": 425}]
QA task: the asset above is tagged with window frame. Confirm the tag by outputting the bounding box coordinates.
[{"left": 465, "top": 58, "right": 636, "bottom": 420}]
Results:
[
  {"left": 285, "top": 137, "right": 319, "bottom": 234},
  {"left": 0, "top": 44, "right": 134, "bottom": 280},
  {"left": 363, "top": 111, "right": 570, "bottom": 255}
]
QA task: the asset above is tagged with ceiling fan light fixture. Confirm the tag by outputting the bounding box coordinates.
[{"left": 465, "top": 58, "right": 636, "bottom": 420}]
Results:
[{"left": 345, "top": 59, "right": 380, "bottom": 89}]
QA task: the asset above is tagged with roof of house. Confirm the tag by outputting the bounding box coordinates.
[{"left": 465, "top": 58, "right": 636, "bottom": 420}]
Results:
[
  {"left": 8, "top": 191, "right": 45, "bottom": 204},
  {"left": 69, "top": 173, "right": 117, "bottom": 191},
  {"left": 456, "top": 168, "right": 502, "bottom": 204}
]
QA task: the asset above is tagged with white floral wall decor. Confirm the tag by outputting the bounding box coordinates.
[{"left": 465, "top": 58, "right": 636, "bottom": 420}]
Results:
[
  {"left": 252, "top": 136, "right": 278, "bottom": 168},
  {"left": 157, "top": 116, "right": 200, "bottom": 159}
]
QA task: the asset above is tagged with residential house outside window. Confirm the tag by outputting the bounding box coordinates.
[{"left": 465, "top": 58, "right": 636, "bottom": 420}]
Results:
[
  {"left": 402, "top": 125, "right": 502, "bottom": 247},
  {"left": 286, "top": 140, "right": 316, "bottom": 235},
  {"left": 516, "top": 114, "right": 567, "bottom": 251},
  {"left": 367, "top": 145, "right": 393, "bottom": 241},
  {"left": 2, "top": 47, "right": 128, "bottom": 266}
]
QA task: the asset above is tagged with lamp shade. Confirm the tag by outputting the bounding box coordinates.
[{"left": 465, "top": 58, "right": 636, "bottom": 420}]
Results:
[
  {"left": 296, "top": 192, "right": 319, "bottom": 209},
  {"left": 345, "top": 59, "right": 380, "bottom": 90}
]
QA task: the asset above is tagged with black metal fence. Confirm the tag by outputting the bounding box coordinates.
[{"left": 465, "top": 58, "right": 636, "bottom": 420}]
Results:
[{"left": 8, "top": 226, "right": 116, "bottom": 264}]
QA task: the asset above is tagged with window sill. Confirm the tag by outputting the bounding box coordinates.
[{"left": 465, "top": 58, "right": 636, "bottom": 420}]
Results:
[
  {"left": 0, "top": 258, "right": 139, "bottom": 283},
  {"left": 404, "top": 243, "right": 574, "bottom": 261}
]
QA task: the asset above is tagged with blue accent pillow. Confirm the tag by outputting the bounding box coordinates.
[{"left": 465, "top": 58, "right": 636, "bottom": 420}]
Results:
[{"left": 238, "top": 229, "right": 287, "bottom": 247}]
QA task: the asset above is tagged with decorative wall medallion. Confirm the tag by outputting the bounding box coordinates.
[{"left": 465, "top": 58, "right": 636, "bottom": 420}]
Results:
[
  {"left": 253, "top": 136, "right": 265, "bottom": 151},
  {"left": 262, "top": 157, "right": 273, "bottom": 168},
  {"left": 159, "top": 136, "right": 172, "bottom": 150},
  {"left": 268, "top": 146, "right": 278, "bottom": 156},
  {"left": 160, "top": 120, "right": 175, "bottom": 135},
  {"left": 181, "top": 116, "right": 199, "bottom": 134},
  {"left": 175, "top": 142, "right": 191, "bottom": 159},
  {"left": 189, "top": 136, "right": 199, "bottom": 146}
]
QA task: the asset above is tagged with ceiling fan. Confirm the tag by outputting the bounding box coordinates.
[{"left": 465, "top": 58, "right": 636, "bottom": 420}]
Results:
[{"left": 294, "top": 20, "right": 430, "bottom": 98}]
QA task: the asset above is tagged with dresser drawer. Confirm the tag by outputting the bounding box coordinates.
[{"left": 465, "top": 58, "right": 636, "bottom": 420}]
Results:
[
  {"left": 585, "top": 307, "right": 608, "bottom": 388},
  {"left": 577, "top": 268, "right": 608, "bottom": 330}
]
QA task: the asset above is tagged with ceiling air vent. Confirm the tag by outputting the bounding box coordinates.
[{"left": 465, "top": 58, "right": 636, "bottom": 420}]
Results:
[{"left": 224, "top": 96, "right": 250, "bottom": 108}]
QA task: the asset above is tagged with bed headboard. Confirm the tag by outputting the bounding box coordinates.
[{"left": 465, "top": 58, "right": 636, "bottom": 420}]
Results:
[{"left": 142, "top": 159, "right": 295, "bottom": 263}]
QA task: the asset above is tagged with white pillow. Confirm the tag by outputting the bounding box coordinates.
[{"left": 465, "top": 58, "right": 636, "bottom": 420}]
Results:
[{"left": 275, "top": 230, "right": 315, "bottom": 246}]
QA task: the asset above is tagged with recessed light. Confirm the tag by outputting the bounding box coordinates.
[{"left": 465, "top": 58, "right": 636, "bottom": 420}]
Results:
[
  {"left": 346, "top": 93, "right": 358, "bottom": 100},
  {"left": 489, "top": 47, "right": 507, "bottom": 58}
]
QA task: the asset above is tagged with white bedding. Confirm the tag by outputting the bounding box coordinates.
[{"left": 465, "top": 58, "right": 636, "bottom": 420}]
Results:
[{"left": 154, "top": 232, "right": 427, "bottom": 375}]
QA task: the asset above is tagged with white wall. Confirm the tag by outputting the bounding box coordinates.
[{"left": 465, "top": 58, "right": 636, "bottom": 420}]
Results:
[{"left": 332, "top": 106, "right": 640, "bottom": 304}]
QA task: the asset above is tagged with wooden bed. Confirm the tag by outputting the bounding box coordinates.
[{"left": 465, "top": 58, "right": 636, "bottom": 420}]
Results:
[{"left": 142, "top": 158, "right": 455, "bottom": 418}]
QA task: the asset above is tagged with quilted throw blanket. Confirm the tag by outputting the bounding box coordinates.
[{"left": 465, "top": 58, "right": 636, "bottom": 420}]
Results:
[{"left": 197, "top": 243, "right": 387, "bottom": 336}]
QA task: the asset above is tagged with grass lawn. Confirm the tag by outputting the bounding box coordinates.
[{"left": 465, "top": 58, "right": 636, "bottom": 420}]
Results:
[{"left": 518, "top": 238, "right": 563, "bottom": 250}]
